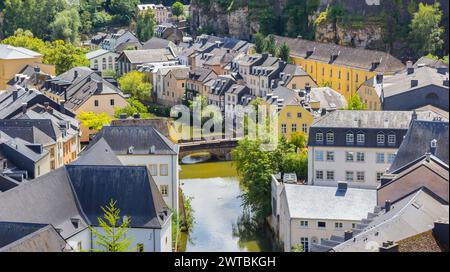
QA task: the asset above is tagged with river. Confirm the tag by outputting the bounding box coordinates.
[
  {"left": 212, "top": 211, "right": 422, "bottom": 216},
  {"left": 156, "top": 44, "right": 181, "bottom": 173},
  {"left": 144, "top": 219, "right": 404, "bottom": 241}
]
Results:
[{"left": 179, "top": 161, "right": 278, "bottom": 252}]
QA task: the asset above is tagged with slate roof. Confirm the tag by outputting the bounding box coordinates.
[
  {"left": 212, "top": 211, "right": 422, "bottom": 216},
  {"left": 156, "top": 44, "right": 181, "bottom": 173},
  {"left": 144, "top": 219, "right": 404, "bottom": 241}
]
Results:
[
  {"left": 208, "top": 76, "right": 236, "bottom": 96},
  {"left": 414, "top": 56, "right": 449, "bottom": 69},
  {"left": 382, "top": 66, "right": 449, "bottom": 98},
  {"left": 120, "top": 48, "right": 176, "bottom": 64},
  {"left": 141, "top": 37, "right": 173, "bottom": 50},
  {"left": 331, "top": 188, "right": 449, "bottom": 252},
  {"left": 0, "top": 175, "right": 20, "bottom": 192},
  {"left": 309, "top": 87, "right": 348, "bottom": 110},
  {"left": 265, "top": 86, "right": 301, "bottom": 107},
  {"left": 284, "top": 184, "right": 376, "bottom": 221},
  {"left": 71, "top": 138, "right": 122, "bottom": 166},
  {"left": 415, "top": 105, "right": 449, "bottom": 122},
  {"left": 0, "top": 119, "right": 60, "bottom": 141},
  {"left": 87, "top": 125, "right": 178, "bottom": 155},
  {"left": 311, "top": 110, "right": 413, "bottom": 129},
  {"left": 274, "top": 35, "right": 405, "bottom": 73},
  {"left": 0, "top": 45, "right": 42, "bottom": 60},
  {"left": 188, "top": 68, "right": 217, "bottom": 82},
  {"left": 85, "top": 49, "right": 112, "bottom": 60},
  {"left": 389, "top": 120, "right": 449, "bottom": 172}
]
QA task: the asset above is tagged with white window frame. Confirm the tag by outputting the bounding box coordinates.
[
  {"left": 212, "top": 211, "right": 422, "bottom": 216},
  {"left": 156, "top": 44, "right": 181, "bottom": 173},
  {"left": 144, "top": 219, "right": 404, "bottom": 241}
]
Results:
[
  {"left": 326, "top": 151, "right": 334, "bottom": 162},
  {"left": 356, "top": 152, "right": 365, "bottom": 162},
  {"left": 316, "top": 170, "right": 324, "bottom": 180},
  {"left": 315, "top": 151, "right": 324, "bottom": 162},
  {"left": 388, "top": 134, "right": 396, "bottom": 145},
  {"left": 377, "top": 133, "right": 385, "bottom": 145},
  {"left": 357, "top": 133, "right": 365, "bottom": 144},
  {"left": 316, "top": 133, "right": 323, "bottom": 142},
  {"left": 356, "top": 171, "right": 365, "bottom": 182},
  {"left": 345, "top": 171, "right": 354, "bottom": 182},
  {"left": 346, "top": 133, "right": 354, "bottom": 144},
  {"left": 346, "top": 152, "right": 354, "bottom": 162},
  {"left": 326, "top": 132, "right": 334, "bottom": 144},
  {"left": 300, "top": 221, "right": 309, "bottom": 228},
  {"left": 376, "top": 153, "right": 385, "bottom": 164}
]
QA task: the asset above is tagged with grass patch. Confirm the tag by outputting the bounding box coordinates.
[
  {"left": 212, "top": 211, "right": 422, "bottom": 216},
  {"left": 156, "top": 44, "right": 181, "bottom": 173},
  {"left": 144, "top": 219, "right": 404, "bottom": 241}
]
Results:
[{"left": 180, "top": 161, "right": 237, "bottom": 179}]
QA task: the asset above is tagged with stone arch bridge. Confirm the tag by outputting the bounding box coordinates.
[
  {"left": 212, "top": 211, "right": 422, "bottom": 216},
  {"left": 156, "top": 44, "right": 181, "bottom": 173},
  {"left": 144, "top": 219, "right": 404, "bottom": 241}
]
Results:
[{"left": 178, "top": 139, "right": 240, "bottom": 161}]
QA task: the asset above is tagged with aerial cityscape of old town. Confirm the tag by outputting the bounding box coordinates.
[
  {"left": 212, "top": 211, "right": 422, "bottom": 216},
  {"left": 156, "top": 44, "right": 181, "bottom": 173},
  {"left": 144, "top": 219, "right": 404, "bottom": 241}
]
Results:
[{"left": 0, "top": 0, "right": 448, "bottom": 257}]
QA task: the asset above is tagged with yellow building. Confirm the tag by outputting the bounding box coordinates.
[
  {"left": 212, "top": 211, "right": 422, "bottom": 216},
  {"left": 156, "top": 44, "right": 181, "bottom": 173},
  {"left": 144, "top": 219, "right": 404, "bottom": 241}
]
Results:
[
  {"left": 274, "top": 36, "right": 405, "bottom": 101},
  {"left": 0, "top": 44, "right": 55, "bottom": 90}
]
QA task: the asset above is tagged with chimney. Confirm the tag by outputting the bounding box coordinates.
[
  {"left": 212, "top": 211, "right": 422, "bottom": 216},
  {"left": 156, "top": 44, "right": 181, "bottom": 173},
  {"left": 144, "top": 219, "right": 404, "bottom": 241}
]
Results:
[
  {"left": 376, "top": 74, "right": 383, "bottom": 84},
  {"left": 379, "top": 241, "right": 399, "bottom": 252},
  {"left": 74, "top": 70, "right": 79, "bottom": 80},
  {"left": 34, "top": 66, "right": 41, "bottom": 73},
  {"left": 385, "top": 200, "right": 392, "bottom": 212},
  {"left": 305, "top": 83, "right": 311, "bottom": 94},
  {"left": 21, "top": 102, "right": 28, "bottom": 114},
  {"left": 119, "top": 113, "right": 127, "bottom": 120},
  {"left": 337, "top": 181, "right": 348, "bottom": 191},
  {"left": 406, "top": 61, "right": 414, "bottom": 75},
  {"left": 410, "top": 80, "right": 418, "bottom": 88},
  {"left": 425, "top": 152, "right": 431, "bottom": 162},
  {"left": 97, "top": 81, "right": 103, "bottom": 92},
  {"left": 344, "top": 230, "right": 353, "bottom": 241},
  {"left": 59, "top": 100, "right": 66, "bottom": 114},
  {"left": 411, "top": 109, "right": 417, "bottom": 121},
  {"left": 430, "top": 139, "right": 437, "bottom": 155},
  {"left": 44, "top": 101, "right": 50, "bottom": 110},
  {"left": 12, "top": 90, "right": 18, "bottom": 101}
]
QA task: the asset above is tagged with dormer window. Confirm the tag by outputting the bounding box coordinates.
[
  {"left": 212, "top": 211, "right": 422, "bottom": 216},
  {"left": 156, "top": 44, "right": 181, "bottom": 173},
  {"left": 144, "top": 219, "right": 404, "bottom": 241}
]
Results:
[
  {"left": 326, "top": 132, "right": 334, "bottom": 144},
  {"left": 357, "top": 132, "right": 365, "bottom": 145},
  {"left": 377, "top": 132, "right": 385, "bottom": 145},
  {"left": 71, "top": 218, "right": 80, "bottom": 229},
  {"left": 388, "top": 133, "right": 396, "bottom": 145},
  {"left": 316, "top": 132, "right": 324, "bottom": 142},
  {"left": 346, "top": 132, "right": 354, "bottom": 144}
]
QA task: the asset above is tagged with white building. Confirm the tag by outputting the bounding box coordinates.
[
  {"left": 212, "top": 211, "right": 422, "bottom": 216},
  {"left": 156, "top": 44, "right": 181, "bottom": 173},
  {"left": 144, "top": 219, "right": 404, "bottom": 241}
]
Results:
[
  {"left": 307, "top": 111, "right": 413, "bottom": 189},
  {"left": 86, "top": 49, "right": 119, "bottom": 73},
  {"left": 271, "top": 175, "right": 377, "bottom": 252}
]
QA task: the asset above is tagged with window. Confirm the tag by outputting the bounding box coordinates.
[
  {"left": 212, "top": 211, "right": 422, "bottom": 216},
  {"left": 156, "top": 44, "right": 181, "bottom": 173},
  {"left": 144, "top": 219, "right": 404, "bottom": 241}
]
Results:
[
  {"left": 352, "top": 223, "right": 357, "bottom": 229},
  {"left": 356, "top": 171, "right": 365, "bottom": 182},
  {"left": 297, "top": 112, "right": 302, "bottom": 118},
  {"left": 377, "top": 133, "right": 385, "bottom": 145},
  {"left": 291, "top": 124, "right": 297, "bottom": 133},
  {"left": 148, "top": 164, "right": 158, "bottom": 176},
  {"left": 335, "top": 222, "right": 343, "bottom": 230},
  {"left": 315, "top": 151, "right": 324, "bottom": 161},
  {"left": 346, "top": 171, "right": 354, "bottom": 182},
  {"left": 281, "top": 124, "right": 287, "bottom": 134},
  {"left": 356, "top": 152, "right": 365, "bottom": 162},
  {"left": 110, "top": 99, "right": 115, "bottom": 106},
  {"left": 376, "top": 172, "right": 384, "bottom": 183},
  {"left": 137, "top": 244, "right": 144, "bottom": 252},
  {"left": 302, "top": 124, "right": 308, "bottom": 133},
  {"left": 300, "top": 237, "right": 309, "bottom": 252},
  {"left": 346, "top": 152, "right": 354, "bottom": 162},
  {"left": 346, "top": 72, "right": 350, "bottom": 81},
  {"left": 316, "top": 132, "right": 323, "bottom": 142},
  {"left": 388, "top": 153, "right": 396, "bottom": 164},
  {"left": 388, "top": 134, "right": 396, "bottom": 145},
  {"left": 356, "top": 73, "right": 359, "bottom": 82},
  {"left": 326, "top": 132, "right": 334, "bottom": 143},
  {"left": 300, "top": 221, "right": 309, "bottom": 228},
  {"left": 94, "top": 100, "right": 99, "bottom": 107},
  {"left": 318, "top": 222, "right": 326, "bottom": 229},
  {"left": 329, "top": 69, "right": 333, "bottom": 77},
  {"left": 160, "top": 164, "right": 169, "bottom": 176},
  {"left": 316, "top": 170, "right": 324, "bottom": 180},
  {"left": 338, "top": 70, "right": 341, "bottom": 79},
  {"left": 160, "top": 185, "right": 169, "bottom": 197},
  {"left": 322, "top": 67, "right": 325, "bottom": 76},
  {"left": 326, "top": 171, "right": 335, "bottom": 181},
  {"left": 357, "top": 133, "right": 365, "bottom": 144},
  {"left": 346, "top": 133, "right": 354, "bottom": 144},
  {"left": 376, "top": 153, "right": 385, "bottom": 164},
  {"left": 326, "top": 151, "right": 334, "bottom": 161}
]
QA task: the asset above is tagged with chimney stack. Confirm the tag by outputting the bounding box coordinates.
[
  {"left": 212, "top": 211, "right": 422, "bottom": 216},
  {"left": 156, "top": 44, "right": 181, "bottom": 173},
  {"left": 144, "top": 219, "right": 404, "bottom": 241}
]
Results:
[
  {"left": 406, "top": 61, "right": 414, "bottom": 75},
  {"left": 411, "top": 80, "right": 418, "bottom": 88},
  {"left": 385, "top": 200, "right": 392, "bottom": 212},
  {"left": 97, "top": 81, "right": 103, "bottom": 92},
  {"left": 21, "top": 102, "right": 28, "bottom": 114},
  {"left": 12, "top": 90, "right": 18, "bottom": 101},
  {"left": 74, "top": 70, "right": 79, "bottom": 80},
  {"left": 344, "top": 230, "right": 353, "bottom": 241},
  {"left": 59, "top": 100, "right": 66, "bottom": 114},
  {"left": 430, "top": 139, "right": 437, "bottom": 155}
]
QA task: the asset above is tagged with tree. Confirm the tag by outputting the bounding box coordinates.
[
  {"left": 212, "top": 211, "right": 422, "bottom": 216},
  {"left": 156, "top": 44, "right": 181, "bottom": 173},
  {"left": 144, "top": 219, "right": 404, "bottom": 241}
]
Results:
[
  {"left": 171, "top": 1, "right": 185, "bottom": 21},
  {"left": 136, "top": 9, "right": 156, "bottom": 42},
  {"left": 409, "top": 3, "right": 444, "bottom": 57},
  {"left": 109, "top": 0, "right": 140, "bottom": 25},
  {"left": 78, "top": 111, "right": 111, "bottom": 131},
  {"left": 280, "top": 152, "right": 308, "bottom": 180},
  {"left": 290, "top": 132, "right": 307, "bottom": 150},
  {"left": 50, "top": 7, "right": 81, "bottom": 44},
  {"left": 89, "top": 199, "right": 133, "bottom": 252},
  {"left": 253, "top": 32, "right": 265, "bottom": 54},
  {"left": 114, "top": 98, "right": 153, "bottom": 119},
  {"left": 346, "top": 93, "right": 367, "bottom": 110},
  {"left": 277, "top": 42, "right": 290, "bottom": 62},
  {"left": 118, "top": 71, "right": 152, "bottom": 101},
  {"left": 264, "top": 35, "right": 278, "bottom": 57},
  {"left": 292, "top": 244, "right": 305, "bottom": 252}
]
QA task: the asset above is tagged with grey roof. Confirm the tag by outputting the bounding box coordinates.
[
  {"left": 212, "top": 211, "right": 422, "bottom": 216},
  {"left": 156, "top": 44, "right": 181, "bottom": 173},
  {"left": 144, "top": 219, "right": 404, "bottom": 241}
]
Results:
[
  {"left": 120, "top": 48, "right": 176, "bottom": 64},
  {"left": 274, "top": 35, "right": 405, "bottom": 73},
  {"left": 414, "top": 56, "right": 449, "bottom": 69},
  {"left": 331, "top": 188, "right": 449, "bottom": 252},
  {"left": 309, "top": 87, "right": 348, "bottom": 110},
  {"left": 389, "top": 120, "right": 449, "bottom": 172},
  {"left": 85, "top": 49, "right": 114, "bottom": 60},
  {"left": 188, "top": 68, "right": 217, "bottom": 82},
  {"left": 0, "top": 222, "right": 68, "bottom": 252},
  {"left": 0, "top": 175, "right": 20, "bottom": 192},
  {"left": 415, "top": 105, "right": 449, "bottom": 122},
  {"left": 0, "top": 45, "right": 42, "bottom": 59},
  {"left": 284, "top": 184, "right": 376, "bottom": 221},
  {"left": 382, "top": 66, "right": 449, "bottom": 98},
  {"left": 265, "top": 86, "right": 301, "bottom": 107},
  {"left": 0, "top": 126, "right": 54, "bottom": 146},
  {"left": 71, "top": 138, "right": 122, "bottom": 166},
  {"left": 87, "top": 125, "right": 178, "bottom": 155},
  {"left": 0, "top": 119, "right": 60, "bottom": 141},
  {"left": 312, "top": 110, "right": 413, "bottom": 129},
  {"left": 141, "top": 37, "right": 173, "bottom": 50}
]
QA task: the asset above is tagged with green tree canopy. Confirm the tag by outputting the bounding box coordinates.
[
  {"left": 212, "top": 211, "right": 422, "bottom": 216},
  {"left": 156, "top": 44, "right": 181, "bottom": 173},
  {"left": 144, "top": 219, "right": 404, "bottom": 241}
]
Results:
[
  {"left": 264, "top": 34, "right": 278, "bottom": 57},
  {"left": 89, "top": 199, "right": 133, "bottom": 252},
  {"left": 136, "top": 9, "right": 156, "bottom": 42},
  {"left": 277, "top": 42, "right": 290, "bottom": 62},
  {"left": 171, "top": 1, "right": 185, "bottom": 20},
  {"left": 114, "top": 98, "right": 153, "bottom": 119},
  {"left": 118, "top": 71, "right": 152, "bottom": 101},
  {"left": 50, "top": 7, "right": 81, "bottom": 44},
  {"left": 409, "top": 3, "right": 444, "bottom": 57},
  {"left": 290, "top": 132, "right": 307, "bottom": 150},
  {"left": 252, "top": 32, "right": 265, "bottom": 54},
  {"left": 109, "top": 0, "right": 140, "bottom": 25},
  {"left": 77, "top": 111, "right": 111, "bottom": 131},
  {"left": 346, "top": 93, "right": 367, "bottom": 111}
]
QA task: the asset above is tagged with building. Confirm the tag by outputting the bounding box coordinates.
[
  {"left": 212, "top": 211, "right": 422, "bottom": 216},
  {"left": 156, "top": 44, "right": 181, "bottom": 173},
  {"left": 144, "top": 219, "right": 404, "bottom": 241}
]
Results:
[
  {"left": 7, "top": 65, "right": 52, "bottom": 91},
  {"left": 137, "top": 4, "right": 172, "bottom": 24},
  {"left": 274, "top": 36, "right": 405, "bottom": 100},
  {"left": 152, "top": 64, "right": 189, "bottom": 104},
  {"left": 307, "top": 111, "right": 413, "bottom": 189},
  {"left": 0, "top": 222, "right": 69, "bottom": 252},
  {"left": 98, "top": 29, "right": 141, "bottom": 53},
  {"left": 141, "top": 37, "right": 177, "bottom": 52},
  {"left": 158, "top": 67, "right": 189, "bottom": 106},
  {"left": 381, "top": 64, "right": 449, "bottom": 112},
  {"left": 154, "top": 23, "right": 183, "bottom": 45},
  {"left": 224, "top": 84, "right": 250, "bottom": 119},
  {"left": 414, "top": 56, "right": 449, "bottom": 70},
  {"left": 85, "top": 49, "right": 119, "bottom": 73},
  {"left": 206, "top": 76, "right": 236, "bottom": 111},
  {"left": 40, "top": 67, "right": 129, "bottom": 142},
  {"left": 186, "top": 67, "right": 218, "bottom": 100},
  {"left": 0, "top": 44, "right": 55, "bottom": 90},
  {"left": 85, "top": 125, "right": 179, "bottom": 211},
  {"left": 0, "top": 164, "right": 172, "bottom": 252},
  {"left": 272, "top": 176, "right": 376, "bottom": 252},
  {"left": 116, "top": 48, "right": 177, "bottom": 76}
]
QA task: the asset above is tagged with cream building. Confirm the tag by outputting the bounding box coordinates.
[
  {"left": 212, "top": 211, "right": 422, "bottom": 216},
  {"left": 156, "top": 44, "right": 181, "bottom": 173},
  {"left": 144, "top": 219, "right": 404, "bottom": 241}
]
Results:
[{"left": 86, "top": 49, "right": 119, "bottom": 73}]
